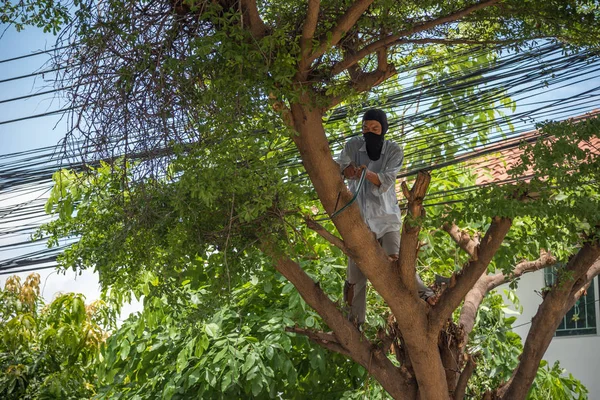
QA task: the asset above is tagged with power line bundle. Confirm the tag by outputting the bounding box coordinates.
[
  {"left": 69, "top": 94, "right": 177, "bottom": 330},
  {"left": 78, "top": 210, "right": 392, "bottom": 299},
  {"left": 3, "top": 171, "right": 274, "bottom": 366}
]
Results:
[{"left": 0, "top": 41, "right": 599, "bottom": 275}]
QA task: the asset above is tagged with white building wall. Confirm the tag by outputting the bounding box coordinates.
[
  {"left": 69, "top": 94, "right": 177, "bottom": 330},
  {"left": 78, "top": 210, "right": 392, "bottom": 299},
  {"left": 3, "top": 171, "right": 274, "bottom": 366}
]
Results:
[{"left": 503, "top": 270, "right": 600, "bottom": 399}]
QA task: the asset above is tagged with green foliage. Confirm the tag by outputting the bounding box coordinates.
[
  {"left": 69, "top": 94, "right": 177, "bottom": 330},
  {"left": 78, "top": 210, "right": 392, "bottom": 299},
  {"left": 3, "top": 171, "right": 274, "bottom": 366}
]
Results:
[
  {"left": 528, "top": 360, "right": 588, "bottom": 400},
  {"left": 38, "top": 123, "right": 309, "bottom": 295},
  {"left": 13, "top": 0, "right": 600, "bottom": 397},
  {"left": 96, "top": 259, "right": 374, "bottom": 400},
  {"left": 0, "top": 0, "right": 69, "bottom": 33},
  {"left": 0, "top": 274, "right": 114, "bottom": 399}
]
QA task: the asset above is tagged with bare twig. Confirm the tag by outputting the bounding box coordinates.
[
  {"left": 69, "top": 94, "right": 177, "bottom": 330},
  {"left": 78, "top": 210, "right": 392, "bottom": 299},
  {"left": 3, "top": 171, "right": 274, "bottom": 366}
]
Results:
[{"left": 305, "top": 216, "right": 347, "bottom": 253}]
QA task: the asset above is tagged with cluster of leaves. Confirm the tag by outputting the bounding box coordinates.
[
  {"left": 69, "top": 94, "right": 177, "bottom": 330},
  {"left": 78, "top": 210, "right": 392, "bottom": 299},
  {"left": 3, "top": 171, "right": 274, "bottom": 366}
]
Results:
[
  {"left": 0, "top": 273, "right": 114, "bottom": 399},
  {"left": 38, "top": 116, "right": 309, "bottom": 295},
  {"left": 94, "top": 244, "right": 378, "bottom": 400},
  {"left": 467, "top": 290, "right": 588, "bottom": 399},
  {"left": 0, "top": 0, "right": 69, "bottom": 33},
  {"left": 447, "top": 116, "right": 600, "bottom": 276}
]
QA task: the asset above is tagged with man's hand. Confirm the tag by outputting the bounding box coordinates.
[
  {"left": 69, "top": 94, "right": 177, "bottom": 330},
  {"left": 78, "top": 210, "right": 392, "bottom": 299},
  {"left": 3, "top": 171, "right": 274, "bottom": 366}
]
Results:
[{"left": 343, "top": 164, "right": 361, "bottom": 180}]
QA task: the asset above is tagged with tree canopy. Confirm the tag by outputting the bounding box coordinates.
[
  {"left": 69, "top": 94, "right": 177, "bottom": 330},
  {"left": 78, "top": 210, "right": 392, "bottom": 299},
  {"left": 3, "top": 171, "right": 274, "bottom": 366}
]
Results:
[{"left": 3, "top": 0, "right": 600, "bottom": 398}]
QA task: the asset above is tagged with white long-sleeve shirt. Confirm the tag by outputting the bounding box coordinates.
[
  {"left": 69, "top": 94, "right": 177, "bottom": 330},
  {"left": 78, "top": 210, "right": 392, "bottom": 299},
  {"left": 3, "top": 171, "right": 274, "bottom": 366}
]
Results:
[{"left": 337, "top": 136, "right": 404, "bottom": 239}]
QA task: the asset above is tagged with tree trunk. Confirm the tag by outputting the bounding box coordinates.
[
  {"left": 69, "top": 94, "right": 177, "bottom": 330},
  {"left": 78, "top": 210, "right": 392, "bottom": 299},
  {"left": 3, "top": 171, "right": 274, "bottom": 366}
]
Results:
[{"left": 288, "top": 99, "right": 450, "bottom": 399}]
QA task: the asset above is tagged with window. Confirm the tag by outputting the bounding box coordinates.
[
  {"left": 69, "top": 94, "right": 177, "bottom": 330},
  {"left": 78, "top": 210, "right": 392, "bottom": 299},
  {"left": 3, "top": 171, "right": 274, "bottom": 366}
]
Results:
[{"left": 544, "top": 265, "right": 598, "bottom": 337}]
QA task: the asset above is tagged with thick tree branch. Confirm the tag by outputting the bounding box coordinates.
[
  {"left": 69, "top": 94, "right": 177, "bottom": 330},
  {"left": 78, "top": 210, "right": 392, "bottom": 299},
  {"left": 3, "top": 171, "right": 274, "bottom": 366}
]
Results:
[
  {"left": 326, "top": 50, "right": 396, "bottom": 110},
  {"left": 458, "top": 251, "right": 557, "bottom": 338},
  {"left": 261, "top": 240, "right": 416, "bottom": 399},
  {"left": 385, "top": 37, "right": 550, "bottom": 48},
  {"left": 431, "top": 217, "right": 512, "bottom": 331},
  {"left": 454, "top": 355, "right": 476, "bottom": 400},
  {"left": 330, "top": 0, "right": 501, "bottom": 76},
  {"left": 285, "top": 326, "right": 352, "bottom": 357},
  {"left": 498, "top": 242, "right": 600, "bottom": 400},
  {"left": 305, "top": 216, "right": 347, "bottom": 254},
  {"left": 298, "top": 0, "right": 321, "bottom": 76},
  {"left": 583, "top": 257, "right": 600, "bottom": 283},
  {"left": 443, "top": 223, "right": 479, "bottom": 260},
  {"left": 240, "top": 0, "right": 269, "bottom": 39},
  {"left": 399, "top": 171, "right": 431, "bottom": 297},
  {"left": 308, "top": 0, "right": 374, "bottom": 64}
]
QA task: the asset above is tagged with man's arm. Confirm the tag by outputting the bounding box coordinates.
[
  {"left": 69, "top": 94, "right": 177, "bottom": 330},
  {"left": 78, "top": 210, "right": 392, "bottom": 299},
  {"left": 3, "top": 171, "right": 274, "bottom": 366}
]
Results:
[
  {"left": 369, "top": 143, "right": 403, "bottom": 195},
  {"left": 366, "top": 169, "right": 381, "bottom": 186}
]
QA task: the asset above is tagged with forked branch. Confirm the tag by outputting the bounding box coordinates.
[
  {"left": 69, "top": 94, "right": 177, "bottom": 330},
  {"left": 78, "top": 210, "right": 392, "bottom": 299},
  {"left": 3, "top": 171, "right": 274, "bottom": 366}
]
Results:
[
  {"left": 326, "top": 47, "right": 396, "bottom": 110},
  {"left": 431, "top": 217, "right": 512, "bottom": 330},
  {"left": 307, "top": 0, "right": 374, "bottom": 64},
  {"left": 459, "top": 251, "right": 557, "bottom": 337},
  {"left": 498, "top": 242, "right": 600, "bottom": 399},
  {"left": 330, "top": 0, "right": 501, "bottom": 76}
]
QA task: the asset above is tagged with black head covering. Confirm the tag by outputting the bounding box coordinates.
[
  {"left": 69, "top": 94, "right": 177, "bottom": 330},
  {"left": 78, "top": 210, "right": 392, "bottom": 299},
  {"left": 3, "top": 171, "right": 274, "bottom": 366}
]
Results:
[
  {"left": 362, "top": 108, "right": 388, "bottom": 161},
  {"left": 362, "top": 108, "right": 388, "bottom": 135}
]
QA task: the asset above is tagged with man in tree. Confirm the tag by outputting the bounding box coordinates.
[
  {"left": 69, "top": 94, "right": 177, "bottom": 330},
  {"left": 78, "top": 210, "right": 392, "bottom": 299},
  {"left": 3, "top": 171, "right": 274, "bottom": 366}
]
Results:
[{"left": 339, "top": 109, "right": 435, "bottom": 326}]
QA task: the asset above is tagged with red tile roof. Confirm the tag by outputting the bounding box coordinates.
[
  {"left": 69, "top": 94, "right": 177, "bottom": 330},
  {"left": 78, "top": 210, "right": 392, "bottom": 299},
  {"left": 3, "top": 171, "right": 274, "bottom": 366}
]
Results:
[{"left": 475, "top": 109, "right": 600, "bottom": 185}]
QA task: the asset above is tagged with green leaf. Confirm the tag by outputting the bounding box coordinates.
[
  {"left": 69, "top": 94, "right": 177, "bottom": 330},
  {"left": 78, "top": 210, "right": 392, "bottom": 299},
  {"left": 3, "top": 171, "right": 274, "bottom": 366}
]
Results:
[
  {"left": 205, "top": 323, "right": 220, "bottom": 338},
  {"left": 243, "top": 353, "right": 256, "bottom": 374}
]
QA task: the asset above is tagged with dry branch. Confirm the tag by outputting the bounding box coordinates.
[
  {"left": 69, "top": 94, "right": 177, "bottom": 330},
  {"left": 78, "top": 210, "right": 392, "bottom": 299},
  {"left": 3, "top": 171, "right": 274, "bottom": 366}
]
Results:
[{"left": 305, "top": 216, "right": 347, "bottom": 254}]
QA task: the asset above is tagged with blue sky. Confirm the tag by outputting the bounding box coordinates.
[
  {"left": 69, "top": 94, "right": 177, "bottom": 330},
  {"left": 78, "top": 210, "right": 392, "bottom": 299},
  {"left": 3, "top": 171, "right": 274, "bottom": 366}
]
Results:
[{"left": 0, "top": 25, "right": 141, "bottom": 317}]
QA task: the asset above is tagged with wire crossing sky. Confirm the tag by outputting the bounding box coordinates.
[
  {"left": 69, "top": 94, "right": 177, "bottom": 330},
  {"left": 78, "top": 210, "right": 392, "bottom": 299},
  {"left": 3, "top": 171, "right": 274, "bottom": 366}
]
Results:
[{"left": 0, "top": 41, "right": 599, "bottom": 275}]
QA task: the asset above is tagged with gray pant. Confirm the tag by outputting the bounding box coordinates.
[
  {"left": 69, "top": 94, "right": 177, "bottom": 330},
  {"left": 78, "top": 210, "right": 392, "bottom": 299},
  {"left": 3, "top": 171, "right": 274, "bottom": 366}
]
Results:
[{"left": 344, "top": 230, "right": 434, "bottom": 325}]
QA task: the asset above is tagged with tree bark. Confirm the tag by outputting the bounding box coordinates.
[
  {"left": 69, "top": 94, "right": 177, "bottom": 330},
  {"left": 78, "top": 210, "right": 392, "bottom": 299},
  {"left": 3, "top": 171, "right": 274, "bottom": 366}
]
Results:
[
  {"left": 289, "top": 100, "right": 449, "bottom": 399},
  {"left": 432, "top": 217, "right": 512, "bottom": 330},
  {"left": 262, "top": 241, "right": 417, "bottom": 399}
]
